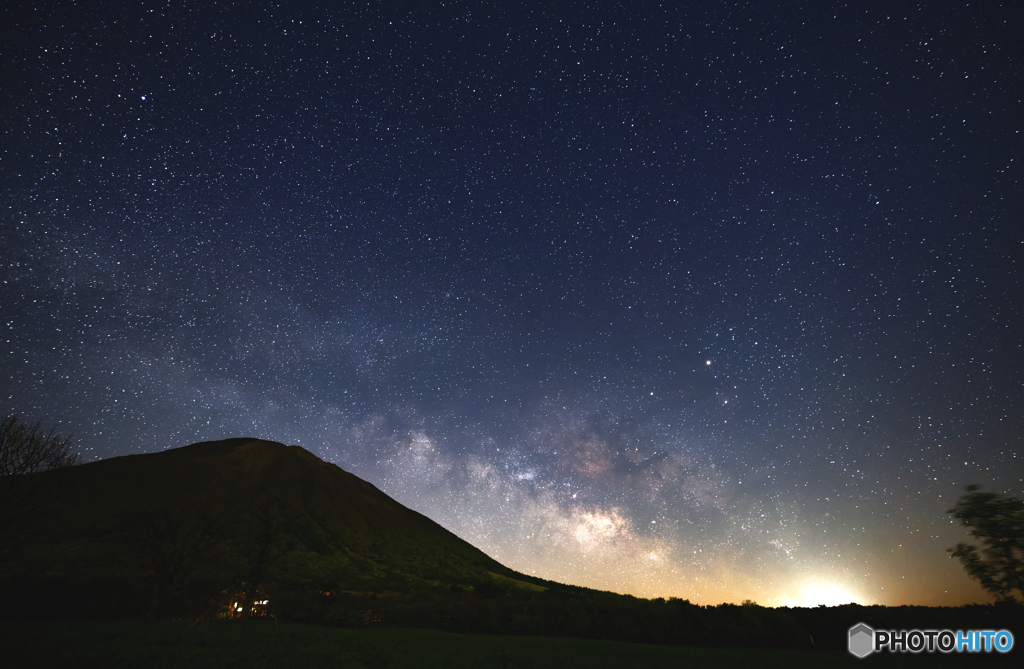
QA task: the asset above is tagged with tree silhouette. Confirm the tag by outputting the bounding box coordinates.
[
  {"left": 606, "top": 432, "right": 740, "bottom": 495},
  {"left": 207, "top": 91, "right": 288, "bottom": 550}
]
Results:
[
  {"left": 947, "top": 484, "right": 1024, "bottom": 602},
  {"left": 120, "top": 500, "right": 224, "bottom": 624},
  {"left": 0, "top": 415, "right": 78, "bottom": 552},
  {"left": 235, "top": 496, "right": 294, "bottom": 621}
]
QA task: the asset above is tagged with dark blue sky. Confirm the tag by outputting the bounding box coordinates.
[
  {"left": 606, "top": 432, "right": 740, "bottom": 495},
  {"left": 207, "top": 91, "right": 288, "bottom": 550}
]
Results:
[{"left": 3, "top": 0, "right": 1021, "bottom": 605}]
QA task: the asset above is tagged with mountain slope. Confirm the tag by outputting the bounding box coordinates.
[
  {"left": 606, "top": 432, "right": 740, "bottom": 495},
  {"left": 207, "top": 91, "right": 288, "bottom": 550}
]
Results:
[{"left": 5, "top": 438, "right": 523, "bottom": 591}]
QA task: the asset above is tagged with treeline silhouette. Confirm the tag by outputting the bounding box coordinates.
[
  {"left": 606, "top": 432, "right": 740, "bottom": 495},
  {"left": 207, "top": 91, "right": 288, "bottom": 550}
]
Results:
[{"left": 3, "top": 571, "right": 1022, "bottom": 653}]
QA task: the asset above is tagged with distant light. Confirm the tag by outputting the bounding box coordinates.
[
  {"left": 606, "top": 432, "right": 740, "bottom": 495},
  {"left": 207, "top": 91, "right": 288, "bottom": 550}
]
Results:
[
  {"left": 706, "top": 360, "right": 711, "bottom": 366},
  {"left": 141, "top": 95, "right": 146, "bottom": 100},
  {"left": 782, "top": 579, "right": 865, "bottom": 607}
]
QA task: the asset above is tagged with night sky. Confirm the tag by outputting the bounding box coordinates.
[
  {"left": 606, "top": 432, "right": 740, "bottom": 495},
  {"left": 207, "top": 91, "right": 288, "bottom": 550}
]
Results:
[{"left": 3, "top": 1, "right": 1022, "bottom": 607}]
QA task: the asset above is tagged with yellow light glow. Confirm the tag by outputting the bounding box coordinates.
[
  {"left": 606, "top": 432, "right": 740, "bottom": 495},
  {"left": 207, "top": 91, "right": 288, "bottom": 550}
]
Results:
[{"left": 786, "top": 579, "right": 863, "bottom": 607}]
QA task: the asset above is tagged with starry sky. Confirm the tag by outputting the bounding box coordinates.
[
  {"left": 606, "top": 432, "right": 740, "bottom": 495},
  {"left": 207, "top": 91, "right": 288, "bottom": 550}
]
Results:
[{"left": 3, "top": 1, "right": 1022, "bottom": 607}]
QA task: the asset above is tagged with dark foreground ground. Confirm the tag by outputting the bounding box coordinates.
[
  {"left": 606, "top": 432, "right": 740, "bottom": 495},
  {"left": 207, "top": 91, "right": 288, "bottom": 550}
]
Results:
[{"left": 0, "top": 620, "right": 1014, "bottom": 669}]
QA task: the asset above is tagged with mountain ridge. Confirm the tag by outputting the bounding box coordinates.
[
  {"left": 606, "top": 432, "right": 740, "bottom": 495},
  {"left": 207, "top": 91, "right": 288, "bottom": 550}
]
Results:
[{"left": 2, "top": 438, "right": 558, "bottom": 595}]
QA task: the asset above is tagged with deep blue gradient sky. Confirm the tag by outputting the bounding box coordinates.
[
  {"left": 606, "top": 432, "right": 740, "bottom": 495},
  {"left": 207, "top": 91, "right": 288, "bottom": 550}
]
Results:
[{"left": 3, "top": 1, "right": 1022, "bottom": 605}]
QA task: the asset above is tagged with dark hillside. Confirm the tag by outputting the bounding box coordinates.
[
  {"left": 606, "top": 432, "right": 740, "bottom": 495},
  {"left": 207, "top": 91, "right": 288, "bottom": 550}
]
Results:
[{"left": 0, "top": 438, "right": 539, "bottom": 619}]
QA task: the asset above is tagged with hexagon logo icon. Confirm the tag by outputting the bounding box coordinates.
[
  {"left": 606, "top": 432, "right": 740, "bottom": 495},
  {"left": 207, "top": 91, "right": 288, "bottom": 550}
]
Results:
[{"left": 849, "top": 622, "right": 874, "bottom": 658}]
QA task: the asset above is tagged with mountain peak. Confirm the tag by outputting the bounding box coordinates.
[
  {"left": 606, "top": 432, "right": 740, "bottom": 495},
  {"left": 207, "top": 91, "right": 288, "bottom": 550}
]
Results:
[{"left": 18, "top": 438, "right": 512, "bottom": 591}]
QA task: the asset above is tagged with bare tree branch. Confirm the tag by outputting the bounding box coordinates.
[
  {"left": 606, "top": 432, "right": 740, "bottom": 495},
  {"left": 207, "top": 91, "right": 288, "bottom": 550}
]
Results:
[
  {"left": 0, "top": 415, "right": 79, "bottom": 551},
  {"left": 119, "top": 500, "right": 225, "bottom": 624}
]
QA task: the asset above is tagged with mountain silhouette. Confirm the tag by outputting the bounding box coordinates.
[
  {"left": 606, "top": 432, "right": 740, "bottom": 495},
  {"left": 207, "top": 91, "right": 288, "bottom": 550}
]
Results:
[{"left": 5, "top": 438, "right": 544, "bottom": 597}]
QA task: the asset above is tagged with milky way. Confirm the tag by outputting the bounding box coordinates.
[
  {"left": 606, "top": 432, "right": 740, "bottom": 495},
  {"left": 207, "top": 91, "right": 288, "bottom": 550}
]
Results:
[{"left": 3, "top": 1, "right": 1022, "bottom": 606}]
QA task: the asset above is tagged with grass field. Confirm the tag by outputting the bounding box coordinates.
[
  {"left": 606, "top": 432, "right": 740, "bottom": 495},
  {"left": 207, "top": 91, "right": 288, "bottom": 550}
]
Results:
[{"left": 0, "top": 619, "right": 1010, "bottom": 668}]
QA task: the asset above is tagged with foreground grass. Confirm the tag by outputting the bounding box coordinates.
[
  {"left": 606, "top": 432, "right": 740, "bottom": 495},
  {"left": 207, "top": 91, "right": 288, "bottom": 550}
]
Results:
[{"left": 0, "top": 620, "right": 1009, "bottom": 668}]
